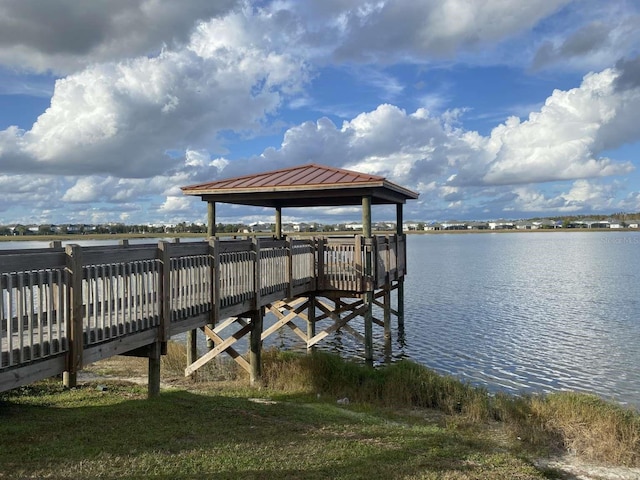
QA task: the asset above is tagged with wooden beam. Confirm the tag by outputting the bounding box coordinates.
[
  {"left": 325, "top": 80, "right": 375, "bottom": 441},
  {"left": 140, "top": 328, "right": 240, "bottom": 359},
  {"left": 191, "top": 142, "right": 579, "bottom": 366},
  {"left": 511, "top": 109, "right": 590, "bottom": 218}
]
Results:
[
  {"left": 201, "top": 324, "right": 251, "bottom": 373},
  {"left": 307, "top": 303, "right": 367, "bottom": 347},
  {"left": 396, "top": 203, "right": 403, "bottom": 235},
  {"left": 148, "top": 341, "right": 162, "bottom": 397},
  {"left": 362, "top": 195, "right": 372, "bottom": 238},
  {"left": 207, "top": 201, "right": 216, "bottom": 237},
  {"left": 362, "top": 195, "right": 373, "bottom": 365},
  {"left": 249, "top": 309, "right": 263, "bottom": 386},
  {"left": 275, "top": 206, "right": 282, "bottom": 240},
  {"left": 307, "top": 295, "right": 316, "bottom": 353},
  {"left": 185, "top": 321, "right": 252, "bottom": 376}
]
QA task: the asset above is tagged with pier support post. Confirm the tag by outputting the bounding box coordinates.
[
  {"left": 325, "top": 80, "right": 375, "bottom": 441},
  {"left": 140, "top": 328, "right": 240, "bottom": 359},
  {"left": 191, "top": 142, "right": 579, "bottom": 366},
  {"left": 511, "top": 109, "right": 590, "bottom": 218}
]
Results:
[
  {"left": 64, "top": 244, "right": 83, "bottom": 389},
  {"left": 362, "top": 196, "right": 374, "bottom": 365},
  {"left": 148, "top": 341, "right": 162, "bottom": 397},
  {"left": 275, "top": 206, "right": 282, "bottom": 240},
  {"left": 186, "top": 330, "right": 198, "bottom": 371},
  {"left": 249, "top": 309, "right": 264, "bottom": 386},
  {"left": 396, "top": 203, "right": 406, "bottom": 335},
  {"left": 307, "top": 295, "right": 316, "bottom": 353},
  {"left": 383, "top": 287, "right": 392, "bottom": 363}
]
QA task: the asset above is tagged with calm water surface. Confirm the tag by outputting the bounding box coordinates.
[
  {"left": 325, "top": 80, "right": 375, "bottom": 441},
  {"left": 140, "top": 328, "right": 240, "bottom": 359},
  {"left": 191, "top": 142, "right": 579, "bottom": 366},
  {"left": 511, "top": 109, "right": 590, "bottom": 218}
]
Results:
[
  {"left": 403, "top": 232, "right": 640, "bottom": 408},
  {"left": 2, "top": 232, "right": 639, "bottom": 407}
]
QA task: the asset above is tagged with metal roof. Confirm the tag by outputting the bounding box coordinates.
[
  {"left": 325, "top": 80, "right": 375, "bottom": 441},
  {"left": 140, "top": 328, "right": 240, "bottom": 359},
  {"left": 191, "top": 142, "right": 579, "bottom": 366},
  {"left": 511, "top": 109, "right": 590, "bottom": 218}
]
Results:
[{"left": 181, "top": 163, "right": 419, "bottom": 208}]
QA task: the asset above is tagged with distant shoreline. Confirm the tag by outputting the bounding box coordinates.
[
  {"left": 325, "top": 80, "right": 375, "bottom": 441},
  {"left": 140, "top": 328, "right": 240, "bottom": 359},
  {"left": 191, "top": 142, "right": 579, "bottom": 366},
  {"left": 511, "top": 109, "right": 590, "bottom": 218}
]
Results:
[
  {"left": 406, "top": 227, "right": 640, "bottom": 234},
  {"left": 1, "top": 227, "right": 638, "bottom": 243},
  {"left": 0, "top": 232, "right": 208, "bottom": 242}
]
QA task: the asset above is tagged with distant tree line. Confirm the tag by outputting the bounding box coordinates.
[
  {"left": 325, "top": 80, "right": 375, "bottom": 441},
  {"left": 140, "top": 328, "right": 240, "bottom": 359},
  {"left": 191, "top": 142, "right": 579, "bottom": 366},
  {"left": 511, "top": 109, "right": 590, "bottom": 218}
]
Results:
[{"left": 2, "top": 211, "right": 640, "bottom": 237}]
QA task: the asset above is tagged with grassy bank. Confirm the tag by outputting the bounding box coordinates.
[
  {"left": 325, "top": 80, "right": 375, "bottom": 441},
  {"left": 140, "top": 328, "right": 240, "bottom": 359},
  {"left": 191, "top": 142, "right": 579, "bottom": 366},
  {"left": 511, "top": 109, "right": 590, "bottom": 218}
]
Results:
[{"left": 0, "top": 346, "right": 638, "bottom": 479}]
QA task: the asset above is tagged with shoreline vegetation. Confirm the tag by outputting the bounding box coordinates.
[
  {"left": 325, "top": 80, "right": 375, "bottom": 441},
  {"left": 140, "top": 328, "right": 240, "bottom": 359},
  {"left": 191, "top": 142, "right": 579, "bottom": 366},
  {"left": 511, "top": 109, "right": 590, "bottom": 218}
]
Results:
[
  {"left": 1, "top": 227, "right": 638, "bottom": 243},
  {"left": 1, "top": 345, "right": 638, "bottom": 479}
]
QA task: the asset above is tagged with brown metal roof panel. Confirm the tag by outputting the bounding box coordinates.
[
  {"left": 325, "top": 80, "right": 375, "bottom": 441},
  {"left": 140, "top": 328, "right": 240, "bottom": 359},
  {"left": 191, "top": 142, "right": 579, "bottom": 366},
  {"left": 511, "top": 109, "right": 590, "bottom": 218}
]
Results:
[
  {"left": 275, "top": 168, "right": 310, "bottom": 185},
  {"left": 180, "top": 163, "right": 404, "bottom": 195}
]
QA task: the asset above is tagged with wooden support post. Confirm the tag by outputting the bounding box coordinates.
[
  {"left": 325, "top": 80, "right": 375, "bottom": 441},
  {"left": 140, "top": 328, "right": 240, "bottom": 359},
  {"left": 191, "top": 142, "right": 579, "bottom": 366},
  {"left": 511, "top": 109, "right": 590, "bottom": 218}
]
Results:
[
  {"left": 148, "top": 341, "right": 162, "bottom": 397},
  {"left": 275, "top": 206, "right": 282, "bottom": 240},
  {"left": 307, "top": 295, "right": 316, "bottom": 353},
  {"left": 249, "top": 308, "right": 264, "bottom": 386},
  {"left": 362, "top": 196, "right": 372, "bottom": 238},
  {"left": 383, "top": 287, "right": 392, "bottom": 363},
  {"left": 186, "top": 330, "right": 197, "bottom": 370},
  {"left": 316, "top": 237, "right": 325, "bottom": 291},
  {"left": 396, "top": 203, "right": 405, "bottom": 333},
  {"left": 286, "top": 237, "right": 293, "bottom": 298},
  {"left": 207, "top": 201, "right": 216, "bottom": 238},
  {"left": 253, "top": 237, "right": 261, "bottom": 310},
  {"left": 362, "top": 196, "right": 373, "bottom": 366},
  {"left": 208, "top": 238, "right": 220, "bottom": 350},
  {"left": 397, "top": 278, "right": 405, "bottom": 333},
  {"left": 158, "top": 242, "right": 171, "bottom": 342},
  {"left": 64, "top": 244, "right": 83, "bottom": 389}
]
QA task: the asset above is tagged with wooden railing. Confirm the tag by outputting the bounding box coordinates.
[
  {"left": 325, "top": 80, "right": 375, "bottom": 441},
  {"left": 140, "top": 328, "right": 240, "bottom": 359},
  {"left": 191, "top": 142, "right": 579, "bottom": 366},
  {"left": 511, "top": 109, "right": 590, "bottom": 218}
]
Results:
[{"left": 0, "top": 234, "right": 405, "bottom": 392}]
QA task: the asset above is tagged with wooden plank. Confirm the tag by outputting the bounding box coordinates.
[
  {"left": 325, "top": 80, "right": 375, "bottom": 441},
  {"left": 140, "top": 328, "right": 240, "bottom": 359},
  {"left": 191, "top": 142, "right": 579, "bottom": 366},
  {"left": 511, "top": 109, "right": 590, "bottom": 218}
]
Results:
[
  {"left": 0, "top": 251, "right": 66, "bottom": 274},
  {"left": 0, "top": 355, "right": 66, "bottom": 392},
  {"left": 82, "top": 329, "right": 158, "bottom": 364},
  {"left": 218, "top": 239, "right": 253, "bottom": 253},
  {"left": 82, "top": 246, "right": 157, "bottom": 265},
  {"left": 166, "top": 241, "right": 210, "bottom": 258}
]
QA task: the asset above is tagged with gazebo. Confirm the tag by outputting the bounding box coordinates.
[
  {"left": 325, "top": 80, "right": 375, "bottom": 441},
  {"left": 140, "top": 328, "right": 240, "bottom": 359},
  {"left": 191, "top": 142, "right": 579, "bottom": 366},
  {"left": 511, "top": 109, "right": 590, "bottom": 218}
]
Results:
[
  {"left": 181, "top": 163, "right": 418, "bottom": 376},
  {"left": 181, "top": 163, "right": 418, "bottom": 238}
]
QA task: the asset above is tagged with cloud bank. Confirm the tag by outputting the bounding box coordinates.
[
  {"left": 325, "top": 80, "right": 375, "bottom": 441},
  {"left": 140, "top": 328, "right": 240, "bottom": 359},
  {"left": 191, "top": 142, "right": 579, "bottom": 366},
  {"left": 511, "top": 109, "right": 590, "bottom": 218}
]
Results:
[{"left": 0, "top": 1, "right": 639, "bottom": 224}]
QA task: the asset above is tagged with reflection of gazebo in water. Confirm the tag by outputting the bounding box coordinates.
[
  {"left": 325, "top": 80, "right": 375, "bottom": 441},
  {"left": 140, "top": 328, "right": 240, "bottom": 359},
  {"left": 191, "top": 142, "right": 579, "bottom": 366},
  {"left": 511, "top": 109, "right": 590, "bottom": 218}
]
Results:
[{"left": 181, "top": 163, "right": 418, "bottom": 381}]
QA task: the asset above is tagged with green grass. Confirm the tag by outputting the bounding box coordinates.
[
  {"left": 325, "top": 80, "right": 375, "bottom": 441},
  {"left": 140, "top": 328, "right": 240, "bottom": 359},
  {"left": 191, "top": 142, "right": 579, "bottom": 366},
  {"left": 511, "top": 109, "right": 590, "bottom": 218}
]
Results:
[
  {"left": 0, "top": 381, "right": 553, "bottom": 480},
  {"left": 0, "top": 347, "right": 637, "bottom": 479}
]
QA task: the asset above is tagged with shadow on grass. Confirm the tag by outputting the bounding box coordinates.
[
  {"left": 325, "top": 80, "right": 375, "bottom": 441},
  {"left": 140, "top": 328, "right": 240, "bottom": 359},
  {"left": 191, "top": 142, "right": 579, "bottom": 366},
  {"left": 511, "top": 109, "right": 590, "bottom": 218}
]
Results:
[{"left": 0, "top": 380, "right": 559, "bottom": 479}]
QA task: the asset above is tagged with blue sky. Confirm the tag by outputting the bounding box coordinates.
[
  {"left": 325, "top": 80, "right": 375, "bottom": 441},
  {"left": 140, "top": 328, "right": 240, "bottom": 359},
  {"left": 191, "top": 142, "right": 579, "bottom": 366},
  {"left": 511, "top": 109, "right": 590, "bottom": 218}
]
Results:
[{"left": 1, "top": 0, "right": 639, "bottom": 226}]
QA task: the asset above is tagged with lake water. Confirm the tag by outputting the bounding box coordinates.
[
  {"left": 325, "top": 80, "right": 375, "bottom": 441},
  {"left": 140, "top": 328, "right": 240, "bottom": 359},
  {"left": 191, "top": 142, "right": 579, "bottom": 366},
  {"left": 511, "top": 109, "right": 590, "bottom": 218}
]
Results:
[
  {"left": 402, "top": 232, "right": 640, "bottom": 408},
  {"left": 2, "top": 232, "right": 639, "bottom": 408}
]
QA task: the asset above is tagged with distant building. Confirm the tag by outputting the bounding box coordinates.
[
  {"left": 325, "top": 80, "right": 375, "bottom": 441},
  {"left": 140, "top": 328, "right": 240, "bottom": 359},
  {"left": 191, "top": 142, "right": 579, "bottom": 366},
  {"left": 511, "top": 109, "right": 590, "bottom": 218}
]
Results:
[{"left": 488, "top": 221, "right": 514, "bottom": 230}]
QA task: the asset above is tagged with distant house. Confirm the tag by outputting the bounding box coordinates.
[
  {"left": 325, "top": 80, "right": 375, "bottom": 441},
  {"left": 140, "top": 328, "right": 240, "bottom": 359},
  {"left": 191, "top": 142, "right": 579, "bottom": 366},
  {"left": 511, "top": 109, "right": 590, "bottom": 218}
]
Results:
[
  {"left": 588, "top": 220, "right": 610, "bottom": 228},
  {"left": 250, "top": 223, "right": 273, "bottom": 233},
  {"left": 467, "top": 221, "right": 489, "bottom": 230},
  {"left": 440, "top": 221, "right": 467, "bottom": 230},
  {"left": 488, "top": 221, "right": 514, "bottom": 230},
  {"left": 515, "top": 221, "right": 533, "bottom": 230},
  {"left": 402, "top": 222, "right": 419, "bottom": 231},
  {"left": 608, "top": 220, "right": 623, "bottom": 229},
  {"left": 374, "top": 222, "right": 395, "bottom": 231},
  {"left": 537, "top": 219, "right": 562, "bottom": 229},
  {"left": 293, "top": 223, "right": 315, "bottom": 233},
  {"left": 628, "top": 222, "right": 639, "bottom": 229}
]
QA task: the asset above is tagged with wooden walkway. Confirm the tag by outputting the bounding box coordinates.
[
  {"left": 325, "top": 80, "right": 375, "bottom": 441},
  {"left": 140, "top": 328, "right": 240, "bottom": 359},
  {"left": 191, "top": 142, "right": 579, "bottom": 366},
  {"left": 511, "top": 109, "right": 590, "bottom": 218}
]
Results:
[{"left": 0, "top": 234, "right": 406, "bottom": 394}]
